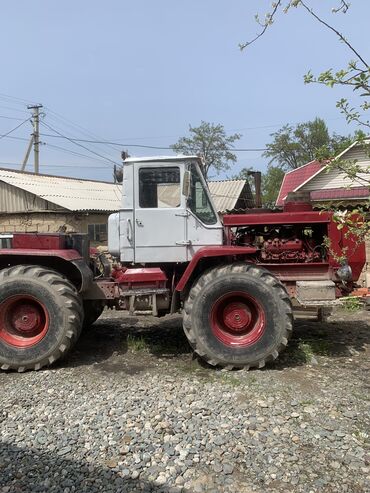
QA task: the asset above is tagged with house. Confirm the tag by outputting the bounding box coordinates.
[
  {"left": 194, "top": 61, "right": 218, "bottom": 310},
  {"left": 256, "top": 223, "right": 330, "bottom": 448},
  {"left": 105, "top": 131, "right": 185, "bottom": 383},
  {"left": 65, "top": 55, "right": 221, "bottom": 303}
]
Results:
[
  {"left": 276, "top": 139, "right": 370, "bottom": 285},
  {"left": 276, "top": 139, "right": 370, "bottom": 208},
  {"left": 0, "top": 168, "right": 253, "bottom": 245},
  {"left": 276, "top": 160, "right": 323, "bottom": 207}
]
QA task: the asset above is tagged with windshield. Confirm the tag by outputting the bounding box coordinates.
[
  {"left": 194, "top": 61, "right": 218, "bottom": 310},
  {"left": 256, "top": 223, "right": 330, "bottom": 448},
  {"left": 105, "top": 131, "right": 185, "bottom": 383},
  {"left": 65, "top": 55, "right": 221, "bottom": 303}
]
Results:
[{"left": 188, "top": 163, "right": 218, "bottom": 225}]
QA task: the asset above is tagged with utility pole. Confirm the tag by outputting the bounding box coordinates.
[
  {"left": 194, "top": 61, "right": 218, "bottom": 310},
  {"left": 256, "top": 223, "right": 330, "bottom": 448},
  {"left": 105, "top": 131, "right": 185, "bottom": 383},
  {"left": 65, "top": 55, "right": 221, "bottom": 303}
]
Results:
[{"left": 23, "top": 104, "right": 43, "bottom": 173}]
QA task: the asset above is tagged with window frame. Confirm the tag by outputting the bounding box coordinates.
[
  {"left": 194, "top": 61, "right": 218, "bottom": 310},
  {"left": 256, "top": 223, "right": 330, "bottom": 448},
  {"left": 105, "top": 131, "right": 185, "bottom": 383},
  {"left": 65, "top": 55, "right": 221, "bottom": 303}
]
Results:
[
  {"left": 188, "top": 163, "right": 218, "bottom": 225},
  {"left": 88, "top": 223, "right": 107, "bottom": 242},
  {"left": 138, "top": 165, "right": 182, "bottom": 209}
]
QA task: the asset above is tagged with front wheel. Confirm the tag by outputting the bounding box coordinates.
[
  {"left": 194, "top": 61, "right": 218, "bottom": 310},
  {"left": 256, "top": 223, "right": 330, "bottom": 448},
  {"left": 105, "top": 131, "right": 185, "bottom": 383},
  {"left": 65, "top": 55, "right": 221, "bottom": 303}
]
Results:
[
  {"left": 0, "top": 265, "right": 83, "bottom": 372},
  {"left": 183, "top": 263, "right": 293, "bottom": 369}
]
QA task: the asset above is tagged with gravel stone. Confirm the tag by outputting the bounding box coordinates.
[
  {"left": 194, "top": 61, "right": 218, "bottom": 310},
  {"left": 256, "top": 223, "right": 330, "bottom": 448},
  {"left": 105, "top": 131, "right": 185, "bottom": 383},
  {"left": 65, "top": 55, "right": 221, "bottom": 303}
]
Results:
[{"left": 0, "top": 309, "right": 369, "bottom": 493}]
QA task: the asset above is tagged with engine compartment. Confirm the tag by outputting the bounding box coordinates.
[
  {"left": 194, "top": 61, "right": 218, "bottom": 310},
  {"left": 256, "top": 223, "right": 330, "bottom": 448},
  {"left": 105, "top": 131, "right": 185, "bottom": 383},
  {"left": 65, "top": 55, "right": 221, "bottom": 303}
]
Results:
[{"left": 234, "top": 224, "right": 327, "bottom": 263}]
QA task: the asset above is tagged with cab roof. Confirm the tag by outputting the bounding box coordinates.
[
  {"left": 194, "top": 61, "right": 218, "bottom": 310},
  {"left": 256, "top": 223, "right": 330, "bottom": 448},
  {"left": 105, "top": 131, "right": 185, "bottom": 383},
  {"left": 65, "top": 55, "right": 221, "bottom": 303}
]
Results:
[{"left": 123, "top": 155, "right": 201, "bottom": 164}]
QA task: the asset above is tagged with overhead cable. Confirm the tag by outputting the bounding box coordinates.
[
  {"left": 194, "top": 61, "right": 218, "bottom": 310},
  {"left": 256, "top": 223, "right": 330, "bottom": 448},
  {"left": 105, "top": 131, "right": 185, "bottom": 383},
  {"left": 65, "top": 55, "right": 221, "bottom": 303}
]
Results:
[
  {"left": 39, "top": 132, "right": 267, "bottom": 152},
  {"left": 0, "top": 118, "right": 31, "bottom": 141},
  {"left": 40, "top": 121, "right": 119, "bottom": 167}
]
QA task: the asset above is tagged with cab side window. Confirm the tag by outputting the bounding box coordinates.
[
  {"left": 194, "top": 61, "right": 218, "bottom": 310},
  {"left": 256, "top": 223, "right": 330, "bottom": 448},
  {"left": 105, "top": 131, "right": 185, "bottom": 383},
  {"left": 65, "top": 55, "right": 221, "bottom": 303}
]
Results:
[{"left": 139, "top": 167, "right": 181, "bottom": 208}]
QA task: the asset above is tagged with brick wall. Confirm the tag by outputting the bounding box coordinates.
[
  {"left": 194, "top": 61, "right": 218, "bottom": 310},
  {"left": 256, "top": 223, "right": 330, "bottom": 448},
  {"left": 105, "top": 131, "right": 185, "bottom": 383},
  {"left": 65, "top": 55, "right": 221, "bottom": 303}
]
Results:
[{"left": 0, "top": 212, "right": 110, "bottom": 246}]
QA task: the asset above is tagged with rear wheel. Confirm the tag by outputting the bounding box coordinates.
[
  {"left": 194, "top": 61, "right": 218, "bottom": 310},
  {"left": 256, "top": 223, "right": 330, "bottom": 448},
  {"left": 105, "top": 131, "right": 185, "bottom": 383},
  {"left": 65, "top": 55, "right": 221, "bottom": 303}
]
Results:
[
  {"left": 183, "top": 263, "right": 293, "bottom": 369},
  {"left": 0, "top": 265, "right": 83, "bottom": 372}
]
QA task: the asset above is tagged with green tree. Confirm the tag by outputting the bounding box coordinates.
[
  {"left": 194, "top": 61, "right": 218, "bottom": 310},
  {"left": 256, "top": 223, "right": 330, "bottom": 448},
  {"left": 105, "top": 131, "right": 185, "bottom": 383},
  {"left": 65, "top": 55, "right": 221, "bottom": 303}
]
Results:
[
  {"left": 264, "top": 117, "right": 352, "bottom": 170},
  {"left": 171, "top": 121, "right": 241, "bottom": 179},
  {"left": 236, "top": 166, "right": 285, "bottom": 207},
  {"left": 262, "top": 166, "right": 285, "bottom": 206}
]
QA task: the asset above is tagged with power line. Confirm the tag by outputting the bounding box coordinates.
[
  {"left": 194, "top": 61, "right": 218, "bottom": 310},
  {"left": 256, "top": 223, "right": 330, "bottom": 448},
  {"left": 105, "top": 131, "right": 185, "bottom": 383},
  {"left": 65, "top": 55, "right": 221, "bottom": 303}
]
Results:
[
  {"left": 0, "top": 93, "right": 37, "bottom": 106},
  {"left": 38, "top": 132, "right": 267, "bottom": 152},
  {"left": 45, "top": 141, "right": 119, "bottom": 165},
  {"left": 40, "top": 121, "right": 119, "bottom": 167},
  {"left": 44, "top": 106, "right": 122, "bottom": 156},
  {"left": 0, "top": 114, "right": 25, "bottom": 121},
  {"left": 0, "top": 161, "right": 117, "bottom": 170},
  {"left": 2, "top": 135, "right": 30, "bottom": 142},
  {"left": 0, "top": 104, "right": 30, "bottom": 115},
  {"left": 0, "top": 118, "right": 31, "bottom": 141}
]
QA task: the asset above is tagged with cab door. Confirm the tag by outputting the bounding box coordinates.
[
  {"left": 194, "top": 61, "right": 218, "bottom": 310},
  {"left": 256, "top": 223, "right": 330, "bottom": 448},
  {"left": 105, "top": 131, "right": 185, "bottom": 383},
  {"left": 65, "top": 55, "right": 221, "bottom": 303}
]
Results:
[{"left": 134, "top": 163, "right": 188, "bottom": 263}]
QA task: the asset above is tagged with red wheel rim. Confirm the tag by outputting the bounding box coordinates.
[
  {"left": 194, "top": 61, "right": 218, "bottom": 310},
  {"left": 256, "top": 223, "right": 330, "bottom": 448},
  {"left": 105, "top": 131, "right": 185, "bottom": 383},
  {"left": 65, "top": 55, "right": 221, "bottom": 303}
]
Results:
[
  {"left": 0, "top": 295, "right": 49, "bottom": 348},
  {"left": 210, "top": 291, "right": 265, "bottom": 347}
]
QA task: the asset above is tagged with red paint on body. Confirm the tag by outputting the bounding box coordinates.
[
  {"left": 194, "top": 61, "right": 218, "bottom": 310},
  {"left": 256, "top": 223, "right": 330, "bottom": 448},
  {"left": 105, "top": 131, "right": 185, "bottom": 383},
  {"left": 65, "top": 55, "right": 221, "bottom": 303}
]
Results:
[
  {"left": 223, "top": 211, "right": 331, "bottom": 227},
  {"left": 118, "top": 268, "right": 167, "bottom": 283},
  {"left": 0, "top": 249, "right": 82, "bottom": 261},
  {"left": 12, "top": 233, "right": 65, "bottom": 250},
  {"left": 176, "top": 246, "right": 257, "bottom": 292}
]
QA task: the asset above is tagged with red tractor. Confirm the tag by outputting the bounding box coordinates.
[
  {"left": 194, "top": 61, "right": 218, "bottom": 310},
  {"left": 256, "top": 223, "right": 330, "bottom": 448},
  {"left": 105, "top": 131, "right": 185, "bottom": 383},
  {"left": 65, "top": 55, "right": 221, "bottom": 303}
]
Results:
[{"left": 0, "top": 156, "right": 365, "bottom": 372}]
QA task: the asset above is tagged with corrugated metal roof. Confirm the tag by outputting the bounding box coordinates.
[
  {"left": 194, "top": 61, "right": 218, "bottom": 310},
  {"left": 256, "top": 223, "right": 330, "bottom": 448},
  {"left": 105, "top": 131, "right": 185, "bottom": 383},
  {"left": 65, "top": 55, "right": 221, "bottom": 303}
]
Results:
[
  {"left": 0, "top": 168, "right": 251, "bottom": 214},
  {"left": 0, "top": 168, "right": 122, "bottom": 212},
  {"left": 208, "top": 180, "right": 248, "bottom": 212}
]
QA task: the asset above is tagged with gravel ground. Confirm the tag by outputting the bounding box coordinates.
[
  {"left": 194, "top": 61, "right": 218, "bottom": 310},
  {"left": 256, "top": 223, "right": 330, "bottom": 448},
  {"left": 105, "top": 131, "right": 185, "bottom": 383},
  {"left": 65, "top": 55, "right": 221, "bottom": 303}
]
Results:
[{"left": 0, "top": 308, "right": 369, "bottom": 493}]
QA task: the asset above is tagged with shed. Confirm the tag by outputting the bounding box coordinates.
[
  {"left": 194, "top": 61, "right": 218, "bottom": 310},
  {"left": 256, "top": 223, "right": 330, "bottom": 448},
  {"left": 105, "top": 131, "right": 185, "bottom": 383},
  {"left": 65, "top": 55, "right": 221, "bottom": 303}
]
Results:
[{"left": 0, "top": 168, "right": 121, "bottom": 244}]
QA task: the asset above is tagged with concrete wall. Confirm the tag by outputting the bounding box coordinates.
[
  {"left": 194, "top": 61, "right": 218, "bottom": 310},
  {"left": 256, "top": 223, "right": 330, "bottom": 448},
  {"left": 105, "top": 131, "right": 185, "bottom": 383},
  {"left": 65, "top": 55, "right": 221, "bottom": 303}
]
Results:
[{"left": 0, "top": 211, "right": 110, "bottom": 246}]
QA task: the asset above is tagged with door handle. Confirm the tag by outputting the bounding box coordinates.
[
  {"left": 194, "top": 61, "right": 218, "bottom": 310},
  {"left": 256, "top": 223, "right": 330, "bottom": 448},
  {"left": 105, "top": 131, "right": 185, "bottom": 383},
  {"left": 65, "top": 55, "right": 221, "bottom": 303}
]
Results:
[
  {"left": 176, "top": 240, "right": 192, "bottom": 246},
  {"left": 126, "top": 219, "right": 133, "bottom": 242}
]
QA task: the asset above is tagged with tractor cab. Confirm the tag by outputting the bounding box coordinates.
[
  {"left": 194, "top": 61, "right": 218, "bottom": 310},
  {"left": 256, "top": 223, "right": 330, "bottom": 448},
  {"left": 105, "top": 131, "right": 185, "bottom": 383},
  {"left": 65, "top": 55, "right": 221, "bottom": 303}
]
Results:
[{"left": 108, "top": 156, "right": 224, "bottom": 264}]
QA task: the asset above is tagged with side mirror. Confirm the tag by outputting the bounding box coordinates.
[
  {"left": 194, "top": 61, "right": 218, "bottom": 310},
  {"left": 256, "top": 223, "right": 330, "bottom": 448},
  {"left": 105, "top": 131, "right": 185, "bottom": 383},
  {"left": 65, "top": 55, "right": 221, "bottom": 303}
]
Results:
[{"left": 182, "top": 170, "right": 191, "bottom": 198}]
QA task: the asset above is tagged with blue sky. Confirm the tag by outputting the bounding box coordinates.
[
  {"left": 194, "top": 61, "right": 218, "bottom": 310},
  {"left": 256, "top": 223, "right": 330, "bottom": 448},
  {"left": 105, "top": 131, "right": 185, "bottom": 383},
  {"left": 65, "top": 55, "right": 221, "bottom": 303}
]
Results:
[{"left": 0, "top": 0, "right": 368, "bottom": 181}]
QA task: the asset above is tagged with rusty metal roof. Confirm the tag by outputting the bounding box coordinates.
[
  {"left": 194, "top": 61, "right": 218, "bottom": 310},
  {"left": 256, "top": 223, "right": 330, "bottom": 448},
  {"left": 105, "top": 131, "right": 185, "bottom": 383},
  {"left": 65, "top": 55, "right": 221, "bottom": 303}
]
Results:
[{"left": 0, "top": 168, "right": 122, "bottom": 212}]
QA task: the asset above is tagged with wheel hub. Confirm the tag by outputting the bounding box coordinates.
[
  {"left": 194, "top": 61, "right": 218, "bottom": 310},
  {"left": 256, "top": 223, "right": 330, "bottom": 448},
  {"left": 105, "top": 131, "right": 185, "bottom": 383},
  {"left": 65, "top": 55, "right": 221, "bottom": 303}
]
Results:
[
  {"left": 12, "top": 304, "right": 41, "bottom": 333},
  {"left": 0, "top": 295, "right": 49, "bottom": 348},
  {"left": 223, "top": 302, "right": 251, "bottom": 332},
  {"left": 210, "top": 291, "right": 266, "bottom": 348}
]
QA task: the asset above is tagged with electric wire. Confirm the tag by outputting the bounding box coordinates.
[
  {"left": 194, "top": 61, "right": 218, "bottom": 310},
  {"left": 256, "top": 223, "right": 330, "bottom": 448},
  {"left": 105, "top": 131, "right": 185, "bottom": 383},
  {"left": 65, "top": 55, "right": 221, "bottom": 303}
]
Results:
[
  {"left": 40, "top": 121, "right": 119, "bottom": 167},
  {"left": 43, "top": 106, "right": 122, "bottom": 156},
  {"left": 44, "top": 141, "right": 119, "bottom": 165},
  {"left": 38, "top": 132, "right": 267, "bottom": 152},
  {"left": 0, "top": 118, "right": 31, "bottom": 141},
  {"left": 0, "top": 114, "right": 25, "bottom": 121},
  {"left": 0, "top": 160, "right": 118, "bottom": 170},
  {"left": 2, "top": 135, "right": 31, "bottom": 142}
]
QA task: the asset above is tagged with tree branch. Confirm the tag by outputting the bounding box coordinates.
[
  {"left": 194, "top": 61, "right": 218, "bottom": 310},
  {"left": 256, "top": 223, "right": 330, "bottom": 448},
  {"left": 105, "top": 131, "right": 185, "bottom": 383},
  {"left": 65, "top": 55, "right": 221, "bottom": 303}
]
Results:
[
  {"left": 300, "top": 1, "right": 369, "bottom": 68},
  {"left": 239, "top": 0, "right": 283, "bottom": 50}
]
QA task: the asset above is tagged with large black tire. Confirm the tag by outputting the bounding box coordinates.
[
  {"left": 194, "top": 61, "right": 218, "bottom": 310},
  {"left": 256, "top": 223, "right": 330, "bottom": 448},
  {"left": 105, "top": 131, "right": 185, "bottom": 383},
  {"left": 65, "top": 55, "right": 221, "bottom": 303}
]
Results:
[
  {"left": 82, "top": 300, "right": 105, "bottom": 329},
  {"left": 0, "top": 265, "right": 83, "bottom": 372},
  {"left": 183, "top": 263, "right": 293, "bottom": 369}
]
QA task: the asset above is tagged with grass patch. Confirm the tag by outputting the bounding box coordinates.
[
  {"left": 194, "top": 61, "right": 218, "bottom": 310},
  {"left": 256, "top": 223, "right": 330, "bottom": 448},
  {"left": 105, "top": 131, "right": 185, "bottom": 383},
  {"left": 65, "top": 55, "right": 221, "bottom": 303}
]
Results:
[
  {"left": 284, "top": 337, "right": 332, "bottom": 364},
  {"left": 126, "top": 335, "right": 149, "bottom": 352},
  {"left": 151, "top": 337, "right": 191, "bottom": 356},
  {"left": 306, "top": 339, "right": 331, "bottom": 356},
  {"left": 219, "top": 374, "right": 242, "bottom": 387},
  {"left": 342, "top": 296, "right": 362, "bottom": 312},
  {"left": 300, "top": 398, "right": 316, "bottom": 406},
  {"left": 297, "top": 342, "right": 315, "bottom": 362},
  {"left": 353, "top": 428, "right": 369, "bottom": 444}
]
